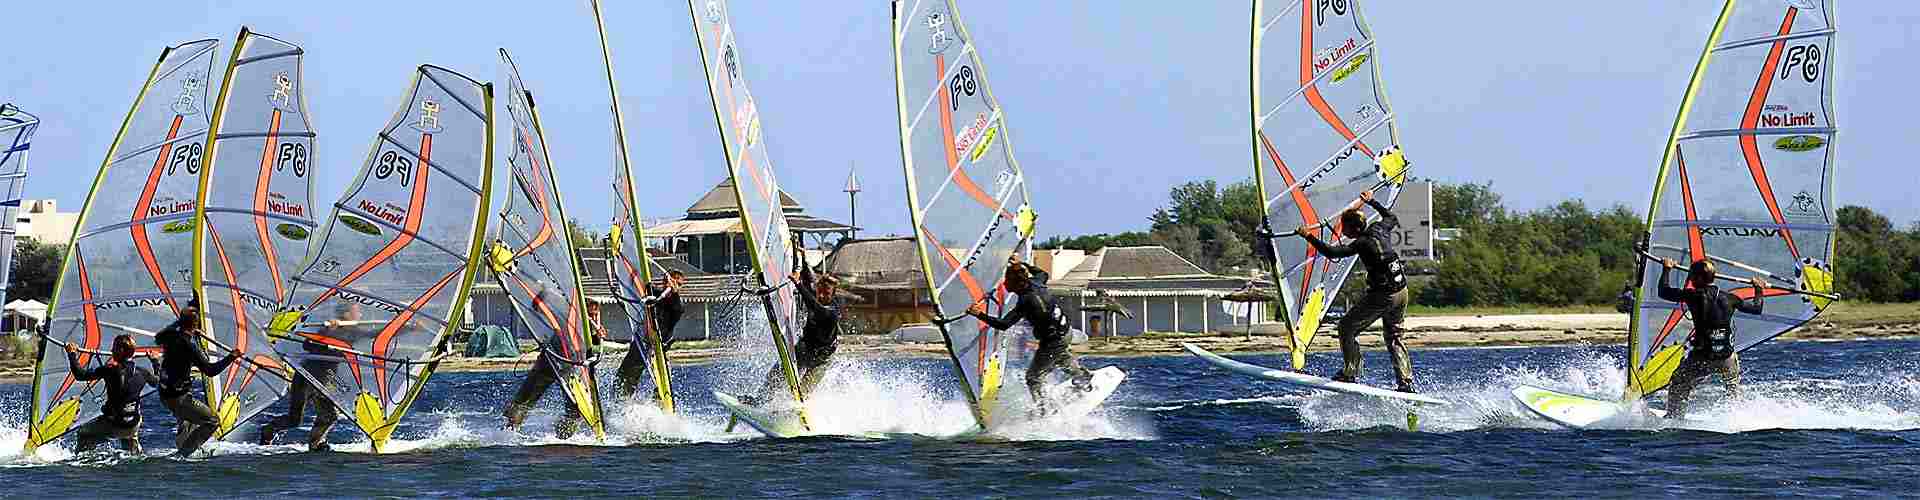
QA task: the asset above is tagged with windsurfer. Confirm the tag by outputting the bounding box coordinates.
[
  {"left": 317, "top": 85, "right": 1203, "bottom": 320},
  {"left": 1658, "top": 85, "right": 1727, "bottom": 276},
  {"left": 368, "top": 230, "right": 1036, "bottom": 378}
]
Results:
[
  {"left": 750, "top": 251, "right": 842, "bottom": 403},
  {"left": 968, "top": 256, "right": 1092, "bottom": 414},
  {"left": 1657, "top": 258, "right": 1765, "bottom": 418},
  {"left": 258, "top": 302, "right": 367, "bottom": 451},
  {"left": 615, "top": 270, "right": 685, "bottom": 400},
  {"left": 153, "top": 299, "right": 240, "bottom": 457},
  {"left": 502, "top": 282, "right": 589, "bottom": 437},
  {"left": 65, "top": 335, "right": 161, "bottom": 454},
  {"left": 1295, "top": 190, "right": 1415, "bottom": 392}
]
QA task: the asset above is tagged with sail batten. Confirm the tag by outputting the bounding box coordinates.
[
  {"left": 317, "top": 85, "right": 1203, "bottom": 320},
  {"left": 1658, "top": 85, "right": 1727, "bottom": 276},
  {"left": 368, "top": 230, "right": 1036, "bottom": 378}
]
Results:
[{"left": 1625, "top": 0, "right": 1839, "bottom": 402}]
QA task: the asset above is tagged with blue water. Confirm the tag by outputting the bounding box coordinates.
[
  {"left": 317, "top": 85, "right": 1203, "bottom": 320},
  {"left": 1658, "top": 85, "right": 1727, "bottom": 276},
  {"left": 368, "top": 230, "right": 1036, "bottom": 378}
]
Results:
[{"left": 4, "top": 338, "right": 1919, "bottom": 498}]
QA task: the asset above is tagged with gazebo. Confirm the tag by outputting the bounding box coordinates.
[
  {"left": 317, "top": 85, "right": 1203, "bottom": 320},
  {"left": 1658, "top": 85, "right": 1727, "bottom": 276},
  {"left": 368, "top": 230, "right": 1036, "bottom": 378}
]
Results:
[{"left": 645, "top": 179, "right": 856, "bottom": 275}]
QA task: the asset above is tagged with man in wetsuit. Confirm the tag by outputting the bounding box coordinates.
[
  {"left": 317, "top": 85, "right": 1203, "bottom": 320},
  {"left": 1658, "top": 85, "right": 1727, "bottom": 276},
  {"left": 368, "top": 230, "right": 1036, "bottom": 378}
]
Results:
[
  {"left": 1658, "top": 258, "right": 1766, "bottom": 419},
  {"left": 1295, "top": 190, "right": 1416, "bottom": 392},
  {"left": 615, "top": 270, "right": 685, "bottom": 401},
  {"left": 152, "top": 299, "right": 240, "bottom": 457},
  {"left": 754, "top": 260, "right": 842, "bottom": 402},
  {"left": 66, "top": 335, "right": 162, "bottom": 454},
  {"left": 258, "top": 302, "right": 366, "bottom": 451},
  {"left": 503, "top": 283, "right": 589, "bottom": 437},
  {"left": 969, "top": 256, "right": 1093, "bottom": 413}
]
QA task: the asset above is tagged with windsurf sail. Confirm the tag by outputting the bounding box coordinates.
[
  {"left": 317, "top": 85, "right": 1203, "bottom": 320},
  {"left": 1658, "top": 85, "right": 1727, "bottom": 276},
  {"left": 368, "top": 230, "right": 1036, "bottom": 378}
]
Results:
[
  {"left": 891, "top": 0, "right": 1036, "bottom": 429},
  {"left": 268, "top": 65, "right": 493, "bottom": 453},
  {"left": 25, "top": 39, "right": 220, "bottom": 453},
  {"left": 488, "top": 49, "right": 603, "bottom": 439},
  {"left": 592, "top": 0, "right": 675, "bottom": 412},
  {"left": 192, "top": 28, "right": 316, "bottom": 439},
  {"left": 685, "top": 0, "right": 807, "bottom": 416},
  {"left": 1625, "top": 0, "right": 1838, "bottom": 401},
  {"left": 0, "top": 104, "right": 39, "bottom": 310},
  {"left": 1250, "top": 0, "right": 1410, "bottom": 370}
]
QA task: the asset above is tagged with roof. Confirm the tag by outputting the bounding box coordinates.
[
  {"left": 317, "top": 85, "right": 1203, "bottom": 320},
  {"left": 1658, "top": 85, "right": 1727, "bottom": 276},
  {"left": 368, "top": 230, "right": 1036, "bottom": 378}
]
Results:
[
  {"left": 645, "top": 214, "right": 853, "bottom": 237},
  {"left": 1053, "top": 246, "right": 1213, "bottom": 287},
  {"left": 824, "top": 237, "right": 924, "bottom": 291},
  {"left": 684, "top": 178, "right": 802, "bottom": 217}
]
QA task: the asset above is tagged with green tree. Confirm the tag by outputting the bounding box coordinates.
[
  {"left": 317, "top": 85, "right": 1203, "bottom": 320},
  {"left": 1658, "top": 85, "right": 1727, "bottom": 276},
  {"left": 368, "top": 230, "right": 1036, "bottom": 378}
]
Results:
[
  {"left": 7, "top": 237, "right": 63, "bottom": 302},
  {"left": 1834, "top": 205, "right": 1914, "bottom": 302}
]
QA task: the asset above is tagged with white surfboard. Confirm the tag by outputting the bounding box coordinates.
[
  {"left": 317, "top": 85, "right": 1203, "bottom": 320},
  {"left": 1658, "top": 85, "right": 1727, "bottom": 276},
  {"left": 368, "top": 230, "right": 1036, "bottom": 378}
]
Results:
[
  {"left": 713, "top": 391, "right": 809, "bottom": 438},
  {"left": 1510, "top": 384, "right": 1694, "bottom": 429},
  {"left": 1183, "top": 343, "right": 1448, "bottom": 406},
  {"left": 1042, "top": 366, "right": 1127, "bottom": 421}
]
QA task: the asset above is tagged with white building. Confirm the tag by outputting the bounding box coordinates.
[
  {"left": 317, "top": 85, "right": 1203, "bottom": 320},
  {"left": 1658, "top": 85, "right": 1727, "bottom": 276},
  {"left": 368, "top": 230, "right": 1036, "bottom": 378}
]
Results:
[{"left": 15, "top": 199, "right": 77, "bottom": 245}]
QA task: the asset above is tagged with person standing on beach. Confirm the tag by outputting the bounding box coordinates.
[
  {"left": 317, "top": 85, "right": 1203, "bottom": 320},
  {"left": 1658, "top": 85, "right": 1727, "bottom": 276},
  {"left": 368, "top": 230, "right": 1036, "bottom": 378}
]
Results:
[
  {"left": 1656, "top": 257, "right": 1766, "bottom": 418},
  {"left": 1295, "top": 190, "right": 1416, "bottom": 393}
]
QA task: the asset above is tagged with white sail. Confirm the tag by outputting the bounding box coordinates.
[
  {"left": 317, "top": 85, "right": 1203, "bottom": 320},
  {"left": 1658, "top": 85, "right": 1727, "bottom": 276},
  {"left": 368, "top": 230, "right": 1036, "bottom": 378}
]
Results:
[
  {"left": 0, "top": 104, "right": 39, "bottom": 310},
  {"left": 269, "top": 65, "right": 493, "bottom": 453},
  {"left": 891, "top": 0, "right": 1036, "bottom": 429},
  {"left": 194, "top": 27, "right": 318, "bottom": 439},
  {"left": 1626, "top": 0, "right": 1838, "bottom": 401},
  {"left": 26, "top": 38, "right": 220, "bottom": 453}
]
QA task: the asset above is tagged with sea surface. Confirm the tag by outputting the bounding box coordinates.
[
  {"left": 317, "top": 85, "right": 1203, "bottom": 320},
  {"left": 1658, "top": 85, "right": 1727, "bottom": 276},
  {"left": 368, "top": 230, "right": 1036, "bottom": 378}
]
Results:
[{"left": 3, "top": 337, "right": 1918, "bottom": 498}]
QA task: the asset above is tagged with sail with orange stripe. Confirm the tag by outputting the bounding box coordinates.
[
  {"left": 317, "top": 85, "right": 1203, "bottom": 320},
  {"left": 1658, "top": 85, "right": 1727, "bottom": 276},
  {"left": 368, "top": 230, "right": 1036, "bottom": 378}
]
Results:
[
  {"left": 686, "top": 0, "right": 807, "bottom": 411},
  {"left": 488, "top": 49, "right": 603, "bottom": 439},
  {"left": 0, "top": 104, "right": 38, "bottom": 311},
  {"left": 892, "top": 0, "right": 1035, "bottom": 429},
  {"left": 25, "top": 38, "right": 220, "bottom": 454},
  {"left": 1250, "top": 0, "right": 1409, "bottom": 371},
  {"left": 1625, "top": 0, "right": 1838, "bottom": 401},
  {"left": 268, "top": 65, "right": 494, "bottom": 453},
  {"left": 192, "top": 28, "right": 317, "bottom": 440}
]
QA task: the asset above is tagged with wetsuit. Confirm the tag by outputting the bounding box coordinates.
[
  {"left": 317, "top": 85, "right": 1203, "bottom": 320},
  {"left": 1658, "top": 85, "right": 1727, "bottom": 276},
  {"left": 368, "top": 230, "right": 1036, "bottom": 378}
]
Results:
[
  {"left": 1658, "top": 266, "right": 1763, "bottom": 418},
  {"left": 68, "top": 352, "right": 162, "bottom": 453},
  {"left": 756, "top": 266, "right": 840, "bottom": 402},
  {"left": 153, "top": 319, "right": 235, "bottom": 456},
  {"left": 1300, "top": 198, "right": 1414, "bottom": 391},
  {"left": 258, "top": 322, "right": 363, "bottom": 449},
  {"left": 615, "top": 283, "right": 683, "bottom": 400},
  {"left": 976, "top": 266, "right": 1092, "bottom": 409},
  {"left": 503, "top": 283, "right": 592, "bottom": 437}
]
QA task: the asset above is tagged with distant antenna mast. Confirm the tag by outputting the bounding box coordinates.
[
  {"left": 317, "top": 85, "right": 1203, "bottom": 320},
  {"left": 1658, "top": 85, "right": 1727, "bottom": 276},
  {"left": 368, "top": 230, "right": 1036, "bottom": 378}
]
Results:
[{"left": 843, "top": 161, "right": 861, "bottom": 239}]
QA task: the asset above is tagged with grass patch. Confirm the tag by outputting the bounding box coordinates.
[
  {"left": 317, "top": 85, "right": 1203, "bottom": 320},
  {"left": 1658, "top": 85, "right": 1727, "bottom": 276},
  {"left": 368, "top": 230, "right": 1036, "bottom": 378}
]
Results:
[{"left": 1406, "top": 304, "right": 1615, "bottom": 316}]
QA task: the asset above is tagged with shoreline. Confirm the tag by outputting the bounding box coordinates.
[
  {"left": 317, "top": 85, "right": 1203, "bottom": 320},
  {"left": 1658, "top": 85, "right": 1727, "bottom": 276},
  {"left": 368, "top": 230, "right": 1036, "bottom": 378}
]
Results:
[{"left": 3, "top": 312, "right": 1912, "bottom": 383}]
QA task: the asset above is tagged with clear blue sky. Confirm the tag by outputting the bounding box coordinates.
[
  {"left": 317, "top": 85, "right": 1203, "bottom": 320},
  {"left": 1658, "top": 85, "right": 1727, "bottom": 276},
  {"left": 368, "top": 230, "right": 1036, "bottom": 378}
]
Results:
[{"left": 3, "top": 1, "right": 1913, "bottom": 241}]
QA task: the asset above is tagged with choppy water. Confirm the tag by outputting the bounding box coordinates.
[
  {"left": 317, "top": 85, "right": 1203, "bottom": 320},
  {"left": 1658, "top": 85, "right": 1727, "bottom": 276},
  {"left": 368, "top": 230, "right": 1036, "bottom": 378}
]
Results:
[{"left": 3, "top": 338, "right": 1919, "bottom": 498}]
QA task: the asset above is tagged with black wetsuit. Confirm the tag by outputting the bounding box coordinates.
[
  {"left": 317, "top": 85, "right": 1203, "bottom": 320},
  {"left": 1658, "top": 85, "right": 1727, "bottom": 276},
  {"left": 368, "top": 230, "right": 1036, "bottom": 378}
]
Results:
[
  {"left": 260, "top": 323, "right": 362, "bottom": 448},
  {"left": 1301, "top": 198, "right": 1415, "bottom": 390},
  {"left": 616, "top": 283, "right": 684, "bottom": 400},
  {"left": 976, "top": 266, "right": 1092, "bottom": 406},
  {"left": 755, "top": 266, "right": 841, "bottom": 401},
  {"left": 153, "top": 320, "right": 234, "bottom": 456},
  {"left": 68, "top": 352, "right": 161, "bottom": 452},
  {"left": 1657, "top": 266, "right": 1763, "bottom": 417}
]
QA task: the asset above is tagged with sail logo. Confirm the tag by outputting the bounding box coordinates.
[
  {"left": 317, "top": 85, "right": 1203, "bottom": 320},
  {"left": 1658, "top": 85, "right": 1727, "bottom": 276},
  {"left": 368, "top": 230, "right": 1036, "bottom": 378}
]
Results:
[
  {"left": 172, "top": 74, "right": 205, "bottom": 115},
  {"left": 1314, "top": 38, "right": 1358, "bottom": 76},
  {"left": 94, "top": 297, "right": 172, "bottom": 311},
  {"left": 266, "top": 194, "right": 306, "bottom": 219},
  {"left": 1302, "top": 145, "right": 1361, "bottom": 190},
  {"left": 276, "top": 223, "right": 310, "bottom": 241},
  {"left": 1761, "top": 111, "right": 1816, "bottom": 128},
  {"left": 278, "top": 143, "right": 308, "bottom": 177},
  {"left": 948, "top": 66, "right": 978, "bottom": 110},
  {"left": 1699, "top": 226, "right": 1781, "bottom": 238},
  {"left": 1780, "top": 44, "right": 1822, "bottom": 83},
  {"left": 732, "top": 97, "right": 761, "bottom": 146},
  {"left": 357, "top": 200, "right": 408, "bottom": 228},
  {"left": 268, "top": 72, "right": 297, "bottom": 113},
  {"left": 926, "top": 12, "right": 953, "bottom": 54},
  {"left": 1787, "top": 190, "right": 1821, "bottom": 216},
  {"left": 1314, "top": 0, "right": 1349, "bottom": 26},
  {"left": 411, "top": 100, "right": 443, "bottom": 134},
  {"left": 703, "top": 0, "right": 722, "bottom": 23},
  {"left": 167, "top": 143, "right": 204, "bottom": 176},
  {"left": 148, "top": 197, "right": 195, "bottom": 218},
  {"left": 724, "top": 44, "right": 741, "bottom": 83},
  {"left": 1773, "top": 135, "right": 1825, "bottom": 152},
  {"left": 337, "top": 290, "right": 403, "bottom": 314},
  {"left": 374, "top": 151, "right": 414, "bottom": 186},
  {"left": 237, "top": 292, "right": 277, "bottom": 310},
  {"left": 953, "top": 112, "right": 990, "bottom": 159},
  {"left": 1330, "top": 53, "right": 1370, "bottom": 83},
  {"left": 338, "top": 213, "right": 383, "bottom": 237}
]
